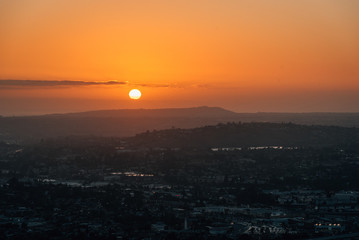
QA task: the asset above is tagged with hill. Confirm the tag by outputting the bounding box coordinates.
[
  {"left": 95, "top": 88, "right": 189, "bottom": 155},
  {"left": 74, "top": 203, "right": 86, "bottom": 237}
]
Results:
[
  {"left": 0, "top": 107, "right": 238, "bottom": 142},
  {"left": 128, "top": 122, "right": 359, "bottom": 149},
  {"left": 1, "top": 106, "right": 359, "bottom": 142}
]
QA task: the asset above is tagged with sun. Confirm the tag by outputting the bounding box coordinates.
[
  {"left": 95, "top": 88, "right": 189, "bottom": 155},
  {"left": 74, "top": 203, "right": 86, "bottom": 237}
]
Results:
[{"left": 129, "top": 89, "right": 141, "bottom": 100}]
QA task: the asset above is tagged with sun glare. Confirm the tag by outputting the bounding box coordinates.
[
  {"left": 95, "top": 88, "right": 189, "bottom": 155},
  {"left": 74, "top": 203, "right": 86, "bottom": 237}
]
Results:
[{"left": 129, "top": 89, "right": 141, "bottom": 100}]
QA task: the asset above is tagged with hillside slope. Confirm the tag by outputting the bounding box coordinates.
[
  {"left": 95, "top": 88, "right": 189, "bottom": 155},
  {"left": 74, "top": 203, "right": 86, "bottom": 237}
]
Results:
[{"left": 1, "top": 107, "right": 359, "bottom": 142}]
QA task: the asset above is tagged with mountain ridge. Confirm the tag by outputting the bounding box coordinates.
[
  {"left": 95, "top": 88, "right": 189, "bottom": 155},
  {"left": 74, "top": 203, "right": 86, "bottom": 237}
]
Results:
[
  {"left": 43, "top": 106, "right": 238, "bottom": 118},
  {"left": 1, "top": 106, "right": 359, "bottom": 143}
]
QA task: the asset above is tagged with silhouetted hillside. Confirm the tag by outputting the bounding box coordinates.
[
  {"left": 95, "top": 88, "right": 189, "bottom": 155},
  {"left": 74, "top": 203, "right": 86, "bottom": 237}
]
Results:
[
  {"left": 59, "top": 106, "right": 238, "bottom": 118},
  {"left": 0, "top": 107, "right": 238, "bottom": 142},
  {"left": 129, "top": 122, "right": 359, "bottom": 148},
  {"left": 1, "top": 106, "right": 359, "bottom": 142}
]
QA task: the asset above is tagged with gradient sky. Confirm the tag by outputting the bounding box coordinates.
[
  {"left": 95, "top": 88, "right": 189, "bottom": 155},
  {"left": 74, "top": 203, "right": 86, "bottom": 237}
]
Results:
[{"left": 1, "top": 0, "right": 359, "bottom": 115}]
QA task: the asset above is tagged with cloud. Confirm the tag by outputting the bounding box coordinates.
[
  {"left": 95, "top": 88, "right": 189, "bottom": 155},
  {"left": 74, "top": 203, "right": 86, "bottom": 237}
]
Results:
[
  {"left": 0, "top": 79, "right": 212, "bottom": 89},
  {"left": 132, "top": 83, "right": 177, "bottom": 88},
  {"left": 132, "top": 82, "right": 213, "bottom": 88},
  {"left": 0, "top": 79, "right": 127, "bottom": 87}
]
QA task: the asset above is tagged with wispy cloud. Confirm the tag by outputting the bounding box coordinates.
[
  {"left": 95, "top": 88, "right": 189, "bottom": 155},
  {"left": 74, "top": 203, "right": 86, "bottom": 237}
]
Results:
[
  {"left": 132, "top": 83, "right": 178, "bottom": 88},
  {"left": 0, "top": 79, "right": 212, "bottom": 89},
  {"left": 0, "top": 79, "right": 127, "bottom": 87}
]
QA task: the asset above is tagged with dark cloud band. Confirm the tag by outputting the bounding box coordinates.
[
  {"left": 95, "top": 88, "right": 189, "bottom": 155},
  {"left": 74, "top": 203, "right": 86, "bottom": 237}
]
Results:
[
  {"left": 0, "top": 79, "right": 203, "bottom": 89},
  {"left": 0, "top": 80, "right": 127, "bottom": 87}
]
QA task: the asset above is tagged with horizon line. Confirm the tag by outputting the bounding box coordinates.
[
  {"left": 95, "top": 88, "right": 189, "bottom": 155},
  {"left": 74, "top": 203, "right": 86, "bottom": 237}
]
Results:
[{"left": 1, "top": 106, "right": 359, "bottom": 118}]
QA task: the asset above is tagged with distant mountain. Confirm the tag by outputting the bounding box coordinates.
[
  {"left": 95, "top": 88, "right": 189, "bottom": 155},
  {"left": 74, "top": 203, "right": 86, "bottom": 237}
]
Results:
[
  {"left": 0, "top": 107, "right": 239, "bottom": 142},
  {"left": 0, "top": 106, "right": 359, "bottom": 142},
  {"left": 57, "top": 106, "right": 238, "bottom": 118}
]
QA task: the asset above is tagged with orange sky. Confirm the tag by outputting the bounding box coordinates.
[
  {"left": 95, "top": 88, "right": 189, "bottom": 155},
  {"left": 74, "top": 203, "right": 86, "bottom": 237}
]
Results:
[{"left": 1, "top": 0, "right": 359, "bottom": 115}]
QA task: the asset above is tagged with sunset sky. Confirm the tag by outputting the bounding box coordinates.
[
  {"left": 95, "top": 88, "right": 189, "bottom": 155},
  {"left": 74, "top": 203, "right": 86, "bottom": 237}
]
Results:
[{"left": 1, "top": 0, "right": 359, "bottom": 115}]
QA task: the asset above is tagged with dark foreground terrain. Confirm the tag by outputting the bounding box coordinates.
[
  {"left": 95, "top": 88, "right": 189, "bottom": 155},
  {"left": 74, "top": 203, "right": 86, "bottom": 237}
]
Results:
[{"left": 1, "top": 122, "right": 359, "bottom": 239}]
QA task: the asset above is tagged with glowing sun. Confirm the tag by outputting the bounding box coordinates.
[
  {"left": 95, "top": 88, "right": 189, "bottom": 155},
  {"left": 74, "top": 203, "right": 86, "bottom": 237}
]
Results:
[{"left": 129, "top": 89, "right": 141, "bottom": 100}]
